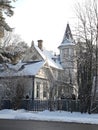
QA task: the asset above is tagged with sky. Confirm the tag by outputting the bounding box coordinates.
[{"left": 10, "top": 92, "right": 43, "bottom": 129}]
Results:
[
  {"left": 0, "top": 109, "right": 98, "bottom": 124},
  {"left": 7, "top": 0, "right": 81, "bottom": 53}
]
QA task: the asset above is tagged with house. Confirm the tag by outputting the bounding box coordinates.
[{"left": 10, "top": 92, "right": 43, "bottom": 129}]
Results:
[
  {"left": 0, "top": 24, "right": 78, "bottom": 101},
  {"left": 0, "top": 46, "right": 64, "bottom": 100},
  {"left": 0, "top": 61, "right": 49, "bottom": 100}
]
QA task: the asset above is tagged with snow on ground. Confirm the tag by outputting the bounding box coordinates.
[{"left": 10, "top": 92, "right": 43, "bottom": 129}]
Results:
[{"left": 0, "top": 109, "right": 98, "bottom": 124}]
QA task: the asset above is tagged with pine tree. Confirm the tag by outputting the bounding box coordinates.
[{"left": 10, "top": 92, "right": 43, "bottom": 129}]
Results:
[{"left": 0, "top": 0, "right": 15, "bottom": 36}]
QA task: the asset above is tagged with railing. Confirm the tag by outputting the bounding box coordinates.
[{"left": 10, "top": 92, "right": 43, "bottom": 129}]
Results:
[{"left": 0, "top": 99, "right": 98, "bottom": 113}]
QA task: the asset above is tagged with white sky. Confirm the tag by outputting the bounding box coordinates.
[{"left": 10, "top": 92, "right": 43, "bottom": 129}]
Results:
[
  {"left": 7, "top": 0, "right": 81, "bottom": 53},
  {"left": 0, "top": 109, "right": 98, "bottom": 124}
]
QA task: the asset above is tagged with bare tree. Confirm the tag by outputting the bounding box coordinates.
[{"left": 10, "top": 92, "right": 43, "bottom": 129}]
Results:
[
  {"left": 0, "top": 76, "right": 29, "bottom": 110},
  {"left": 1, "top": 31, "right": 12, "bottom": 48},
  {"left": 75, "top": 0, "right": 98, "bottom": 113},
  {"left": 45, "top": 64, "right": 77, "bottom": 111},
  {"left": 1, "top": 31, "right": 22, "bottom": 48},
  {"left": 0, "top": 32, "right": 28, "bottom": 64},
  {"left": 93, "top": 0, "right": 98, "bottom": 102},
  {"left": 12, "top": 77, "right": 29, "bottom": 110}
]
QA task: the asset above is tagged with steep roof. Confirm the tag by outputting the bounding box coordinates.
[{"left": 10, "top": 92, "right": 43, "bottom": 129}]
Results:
[
  {"left": 34, "top": 45, "right": 63, "bottom": 70},
  {"left": 58, "top": 24, "right": 75, "bottom": 48},
  {"left": 62, "top": 23, "right": 73, "bottom": 42},
  {"left": 0, "top": 44, "right": 63, "bottom": 78}
]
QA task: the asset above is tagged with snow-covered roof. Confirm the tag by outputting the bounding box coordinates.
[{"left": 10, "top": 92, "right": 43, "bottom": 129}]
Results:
[
  {"left": 0, "top": 43, "right": 63, "bottom": 78},
  {"left": 0, "top": 61, "right": 45, "bottom": 77},
  {"left": 34, "top": 45, "right": 46, "bottom": 60},
  {"left": 34, "top": 45, "right": 63, "bottom": 70},
  {"left": 43, "top": 50, "right": 62, "bottom": 69},
  {"left": 58, "top": 39, "right": 75, "bottom": 48},
  {"left": 58, "top": 23, "right": 75, "bottom": 48}
]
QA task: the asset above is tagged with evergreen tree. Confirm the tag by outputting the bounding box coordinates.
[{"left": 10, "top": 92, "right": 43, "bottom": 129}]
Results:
[{"left": 0, "top": 0, "right": 15, "bottom": 35}]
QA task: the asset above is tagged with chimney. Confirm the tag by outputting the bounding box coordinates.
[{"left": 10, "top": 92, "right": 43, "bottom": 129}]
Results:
[
  {"left": 31, "top": 40, "right": 34, "bottom": 48},
  {"left": 37, "top": 40, "right": 43, "bottom": 50}
]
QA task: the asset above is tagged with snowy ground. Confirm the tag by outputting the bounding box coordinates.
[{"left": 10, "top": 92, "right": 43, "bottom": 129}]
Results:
[{"left": 0, "top": 109, "right": 98, "bottom": 124}]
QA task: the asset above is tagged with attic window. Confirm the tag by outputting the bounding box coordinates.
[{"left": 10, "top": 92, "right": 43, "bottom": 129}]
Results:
[{"left": 31, "top": 55, "right": 37, "bottom": 60}]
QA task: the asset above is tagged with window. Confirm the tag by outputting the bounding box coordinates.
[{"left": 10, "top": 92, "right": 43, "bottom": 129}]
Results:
[
  {"left": 36, "top": 82, "right": 40, "bottom": 98},
  {"left": 31, "top": 55, "right": 37, "bottom": 60},
  {"left": 62, "top": 48, "right": 70, "bottom": 59},
  {"left": 70, "top": 49, "right": 74, "bottom": 56},
  {"left": 43, "top": 83, "right": 48, "bottom": 98},
  {"left": 65, "top": 48, "right": 70, "bottom": 56}
]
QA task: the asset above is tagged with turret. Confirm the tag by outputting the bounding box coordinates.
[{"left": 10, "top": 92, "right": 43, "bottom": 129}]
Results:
[
  {"left": 58, "top": 23, "right": 76, "bottom": 69},
  {"left": 58, "top": 23, "right": 78, "bottom": 98}
]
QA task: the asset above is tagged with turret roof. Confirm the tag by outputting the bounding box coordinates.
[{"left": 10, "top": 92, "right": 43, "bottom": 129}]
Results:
[
  {"left": 59, "top": 23, "right": 75, "bottom": 47},
  {"left": 62, "top": 23, "right": 73, "bottom": 42}
]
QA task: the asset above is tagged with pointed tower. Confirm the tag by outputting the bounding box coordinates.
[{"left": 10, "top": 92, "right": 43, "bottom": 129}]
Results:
[
  {"left": 62, "top": 23, "right": 73, "bottom": 43},
  {"left": 58, "top": 23, "right": 78, "bottom": 98},
  {"left": 58, "top": 23, "right": 75, "bottom": 68}
]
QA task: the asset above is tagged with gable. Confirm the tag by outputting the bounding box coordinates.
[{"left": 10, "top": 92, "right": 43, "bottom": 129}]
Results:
[
  {"left": 36, "top": 67, "right": 49, "bottom": 79},
  {"left": 23, "top": 43, "right": 63, "bottom": 70},
  {"left": 22, "top": 45, "right": 43, "bottom": 62}
]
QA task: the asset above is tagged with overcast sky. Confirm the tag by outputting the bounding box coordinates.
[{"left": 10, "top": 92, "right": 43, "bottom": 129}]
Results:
[{"left": 7, "top": 0, "right": 82, "bottom": 53}]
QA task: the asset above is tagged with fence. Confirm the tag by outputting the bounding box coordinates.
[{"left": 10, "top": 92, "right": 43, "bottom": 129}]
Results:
[{"left": 0, "top": 99, "right": 98, "bottom": 113}]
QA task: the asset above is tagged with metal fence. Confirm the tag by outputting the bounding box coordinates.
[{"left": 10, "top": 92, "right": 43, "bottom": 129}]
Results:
[{"left": 0, "top": 99, "right": 98, "bottom": 113}]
